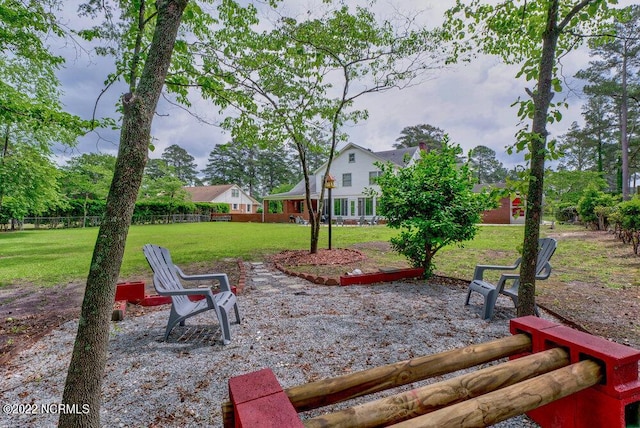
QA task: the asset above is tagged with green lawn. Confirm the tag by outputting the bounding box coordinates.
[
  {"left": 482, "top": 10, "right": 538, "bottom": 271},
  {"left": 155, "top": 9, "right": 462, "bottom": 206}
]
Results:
[
  {"left": 1, "top": 222, "right": 638, "bottom": 289},
  {"left": 435, "top": 223, "right": 639, "bottom": 289},
  {"left": 0, "top": 223, "right": 399, "bottom": 286}
]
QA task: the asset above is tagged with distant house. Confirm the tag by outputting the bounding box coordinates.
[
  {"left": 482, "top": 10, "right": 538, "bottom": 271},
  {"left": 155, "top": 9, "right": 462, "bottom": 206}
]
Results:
[
  {"left": 473, "top": 183, "right": 526, "bottom": 225},
  {"left": 262, "top": 142, "right": 424, "bottom": 222},
  {"left": 262, "top": 142, "right": 525, "bottom": 224},
  {"left": 184, "top": 185, "right": 260, "bottom": 214}
]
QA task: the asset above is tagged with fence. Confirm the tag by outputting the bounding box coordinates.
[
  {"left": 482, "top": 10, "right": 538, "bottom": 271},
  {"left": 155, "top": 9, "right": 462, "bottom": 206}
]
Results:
[{"left": 14, "top": 214, "right": 213, "bottom": 230}]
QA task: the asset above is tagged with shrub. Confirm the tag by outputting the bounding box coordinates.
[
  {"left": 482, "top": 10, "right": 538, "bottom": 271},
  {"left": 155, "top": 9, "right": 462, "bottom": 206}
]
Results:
[
  {"left": 374, "top": 136, "right": 493, "bottom": 277},
  {"left": 576, "top": 187, "right": 617, "bottom": 230},
  {"left": 618, "top": 198, "right": 640, "bottom": 254},
  {"left": 555, "top": 203, "right": 578, "bottom": 223}
]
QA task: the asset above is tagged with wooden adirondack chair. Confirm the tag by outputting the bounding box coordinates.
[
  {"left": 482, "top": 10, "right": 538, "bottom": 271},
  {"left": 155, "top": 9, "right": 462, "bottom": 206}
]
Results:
[
  {"left": 142, "top": 244, "right": 241, "bottom": 344},
  {"left": 464, "top": 238, "right": 557, "bottom": 320}
]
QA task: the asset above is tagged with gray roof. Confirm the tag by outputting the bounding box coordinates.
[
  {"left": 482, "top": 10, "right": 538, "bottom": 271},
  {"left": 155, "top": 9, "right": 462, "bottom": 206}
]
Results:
[{"left": 374, "top": 146, "right": 419, "bottom": 166}]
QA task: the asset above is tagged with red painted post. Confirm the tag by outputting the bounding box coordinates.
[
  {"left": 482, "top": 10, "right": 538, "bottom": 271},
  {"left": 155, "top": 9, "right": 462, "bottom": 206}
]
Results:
[
  {"left": 114, "top": 281, "right": 146, "bottom": 303},
  {"left": 228, "top": 368, "right": 303, "bottom": 428},
  {"left": 510, "top": 317, "right": 640, "bottom": 427}
]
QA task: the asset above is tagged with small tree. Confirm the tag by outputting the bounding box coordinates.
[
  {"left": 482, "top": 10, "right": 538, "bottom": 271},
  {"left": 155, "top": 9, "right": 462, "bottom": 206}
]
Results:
[
  {"left": 375, "top": 137, "right": 493, "bottom": 277},
  {"left": 576, "top": 185, "right": 618, "bottom": 230}
]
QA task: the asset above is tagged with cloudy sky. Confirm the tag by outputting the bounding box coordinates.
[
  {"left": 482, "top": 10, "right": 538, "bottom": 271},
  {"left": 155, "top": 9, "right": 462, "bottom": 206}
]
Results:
[{"left": 53, "top": 0, "right": 633, "bottom": 173}]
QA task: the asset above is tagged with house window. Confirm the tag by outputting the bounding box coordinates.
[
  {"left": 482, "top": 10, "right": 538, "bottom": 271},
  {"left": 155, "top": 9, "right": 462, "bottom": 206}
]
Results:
[
  {"left": 358, "top": 197, "right": 374, "bottom": 216},
  {"left": 333, "top": 198, "right": 348, "bottom": 216},
  {"left": 232, "top": 203, "right": 239, "bottom": 210},
  {"left": 231, "top": 189, "right": 239, "bottom": 197},
  {"left": 342, "top": 173, "right": 352, "bottom": 187},
  {"left": 246, "top": 204, "right": 252, "bottom": 213},
  {"left": 348, "top": 153, "right": 355, "bottom": 163},
  {"left": 369, "top": 171, "right": 382, "bottom": 185}
]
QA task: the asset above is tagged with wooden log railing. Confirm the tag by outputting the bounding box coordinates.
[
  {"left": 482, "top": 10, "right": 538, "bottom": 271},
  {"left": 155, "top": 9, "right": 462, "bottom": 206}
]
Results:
[
  {"left": 303, "top": 347, "right": 570, "bottom": 428},
  {"left": 221, "top": 334, "right": 531, "bottom": 427},
  {"left": 389, "top": 359, "right": 602, "bottom": 428}
]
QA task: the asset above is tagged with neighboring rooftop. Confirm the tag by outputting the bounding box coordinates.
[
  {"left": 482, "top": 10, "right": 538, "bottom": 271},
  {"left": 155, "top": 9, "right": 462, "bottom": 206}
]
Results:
[{"left": 183, "top": 185, "right": 234, "bottom": 202}]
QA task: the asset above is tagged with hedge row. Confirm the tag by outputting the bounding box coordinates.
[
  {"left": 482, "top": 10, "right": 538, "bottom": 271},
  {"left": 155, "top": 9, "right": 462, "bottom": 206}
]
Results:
[{"left": 29, "top": 199, "right": 230, "bottom": 218}]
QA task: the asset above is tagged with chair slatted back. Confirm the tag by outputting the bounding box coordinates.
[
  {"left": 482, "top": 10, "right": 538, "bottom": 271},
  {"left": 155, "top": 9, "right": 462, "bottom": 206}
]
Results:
[
  {"left": 536, "top": 238, "right": 557, "bottom": 274},
  {"left": 143, "top": 244, "right": 188, "bottom": 304},
  {"left": 504, "top": 238, "right": 556, "bottom": 294}
]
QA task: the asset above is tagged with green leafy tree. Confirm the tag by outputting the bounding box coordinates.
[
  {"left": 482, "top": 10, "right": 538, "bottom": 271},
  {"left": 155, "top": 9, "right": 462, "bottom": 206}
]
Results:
[
  {"left": 140, "top": 160, "right": 190, "bottom": 207},
  {"left": 545, "top": 170, "right": 608, "bottom": 206},
  {"left": 60, "top": 153, "right": 116, "bottom": 199},
  {"left": 393, "top": 124, "right": 445, "bottom": 151},
  {"left": 202, "top": 142, "right": 298, "bottom": 197},
  {"left": 375, "top": 137, "right": 491, "bottom": 277},
  {"left": 577, "top": 185, "right": 618, "bottom": 229},
  {"left": 544, "top": 169, "right": 608, "bottom": 220},
  {"left": 468, "top": 145, "right": 508, "bottom": 184},
  {"left": 59, "top": 153, "right": 116, "bottom": 226},
  {"left": 208, "top": 5, "right": 443, "bottom": 253},
  {"left": 256, "top": 147, "right": 300, "bottom": 197},
  {"left": 0, "top": 143, "right": 62, "bottom": 228},
  {"left": 0, "top": 0, "right": 92, "bottom": 226},
  {"left": 161, "top": 143, "right": 200, "bottom": 185},
  {"left": 202, "top": 143, "right": 245, "bottom": 185},
  {"left": 580, "top": 94, "right": 621, "bottom": 188},
  {"left": 144, "top": 158, "right": 170, "bottom": 180},
  {"left": 588, "top": 5, "right": 640, "bottom": 200},
  {"left": 617, "top": 197, "right": 640, "bottom": 254},
  {"left": 556, "top": 122, "right": 598, "bottom": 171},
  {"left": 445, "top": 0, "right": 619, "bottom": 316}
]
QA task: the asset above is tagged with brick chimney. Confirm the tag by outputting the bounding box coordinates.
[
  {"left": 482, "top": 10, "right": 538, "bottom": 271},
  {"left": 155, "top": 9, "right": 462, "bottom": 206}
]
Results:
[{"left": 418, "top": 142, "right": 428, "bottom": 152}]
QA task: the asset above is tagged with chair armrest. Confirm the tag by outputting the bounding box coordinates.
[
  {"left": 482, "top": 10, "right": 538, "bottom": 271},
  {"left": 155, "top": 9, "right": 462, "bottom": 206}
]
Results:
[
  {"left": 535, "top": 261, "right": 552, "bottom": 280},
  {"left": 496, "top": 273, "right": 520, "bottom": 292},
  {"left": 175, "top": 265, "right": 232, "bottom": 292},
  {"left": 473, "top": 258, "right": 521, "bottom": 281},
  {"left": 156, "top": 287, "right": 215, "bottom": 297}
]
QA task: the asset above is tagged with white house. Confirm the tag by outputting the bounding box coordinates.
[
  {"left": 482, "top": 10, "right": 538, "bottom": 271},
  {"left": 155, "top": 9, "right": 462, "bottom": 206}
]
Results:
[
  {"left": 184, "top": 184, "right": 260, "bottom": 214},
  {"left": 263, "top": 142, "right": 424, "bottom": 222}
]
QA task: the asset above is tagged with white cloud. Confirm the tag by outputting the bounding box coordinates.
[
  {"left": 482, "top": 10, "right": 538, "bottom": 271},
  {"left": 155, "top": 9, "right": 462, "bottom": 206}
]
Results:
[{"left": 53, "top": 0, "right": 634, "bottom": 176}]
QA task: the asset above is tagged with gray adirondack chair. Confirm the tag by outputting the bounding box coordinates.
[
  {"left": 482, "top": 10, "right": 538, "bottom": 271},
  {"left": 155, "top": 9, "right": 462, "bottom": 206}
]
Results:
[
  {"left": 464, "top": 237, "right": 557, "bottom": 320},
  {"left": 142, "top": 244, "right": 241, "bottom": 344}
]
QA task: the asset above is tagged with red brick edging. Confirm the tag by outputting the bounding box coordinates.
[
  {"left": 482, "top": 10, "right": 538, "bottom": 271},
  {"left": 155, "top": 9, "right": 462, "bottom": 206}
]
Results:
[{"left": 273, "top": 262, "right": 424, "bottom": 286}]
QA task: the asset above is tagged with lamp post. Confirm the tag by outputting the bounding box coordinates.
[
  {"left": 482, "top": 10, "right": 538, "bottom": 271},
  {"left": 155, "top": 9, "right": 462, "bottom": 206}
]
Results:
[{"left": 325, "top": 174, "right": 336, "bottom": 250}]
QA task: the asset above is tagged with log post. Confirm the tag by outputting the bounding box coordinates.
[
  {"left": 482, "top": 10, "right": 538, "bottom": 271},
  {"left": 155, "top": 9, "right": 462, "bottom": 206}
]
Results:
[
  {"left": 303, "top": 347, "right": 569, "bottom": 428},
  {"left": 390, "top": 359, "right": 603, "bottom": 428}
]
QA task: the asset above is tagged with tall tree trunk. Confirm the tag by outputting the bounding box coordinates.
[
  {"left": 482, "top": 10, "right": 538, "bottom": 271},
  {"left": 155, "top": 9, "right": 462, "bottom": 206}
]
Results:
[
  {"left": 518, "top": 0, "right": 560, "bottom": 317},
  {"left": 620, "top": 42, "right": 630, "bottom": 200},
  {"left": 0, "top": 125, "right": 9, "bottom": 215},
  {"left": 59, "top": 2, "right": 188, "bottom": 427}
]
